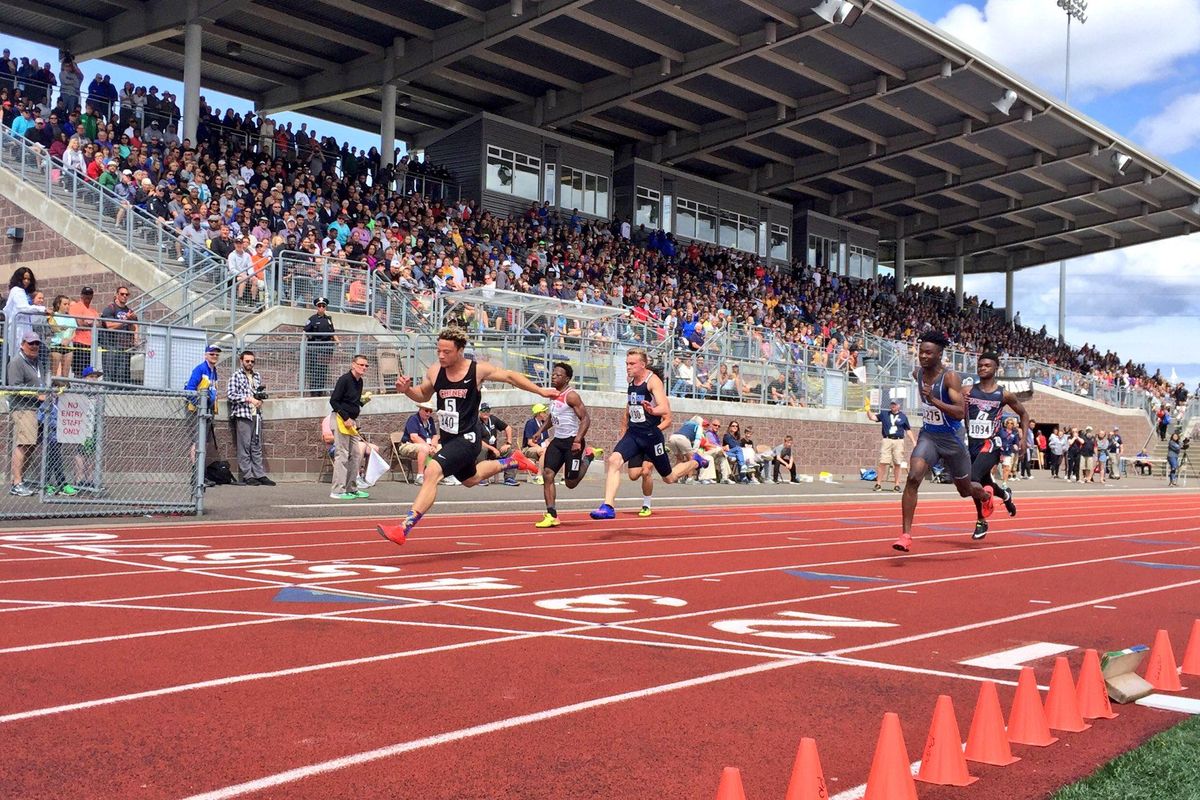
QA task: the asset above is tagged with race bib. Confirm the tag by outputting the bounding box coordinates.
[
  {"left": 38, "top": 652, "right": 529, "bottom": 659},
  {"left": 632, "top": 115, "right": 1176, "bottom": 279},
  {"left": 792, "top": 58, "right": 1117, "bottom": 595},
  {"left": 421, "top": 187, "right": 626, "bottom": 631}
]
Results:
[
  {"left": 922, "top": 406, "right": 945, "bottom": 426},
  {"left": 629, "top": 404, "right": 646, "bottom": 423},
  {"left": 967, "top": 419, "right": 993, "bottom": 439},
  {"left": 437, "top": 410, "right": 459, "bottom": 434}
]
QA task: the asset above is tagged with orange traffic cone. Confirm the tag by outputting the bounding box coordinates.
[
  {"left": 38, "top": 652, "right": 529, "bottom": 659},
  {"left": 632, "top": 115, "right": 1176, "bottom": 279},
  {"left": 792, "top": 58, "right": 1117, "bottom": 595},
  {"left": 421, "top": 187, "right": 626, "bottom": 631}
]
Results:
[
  {"left": 784, "top": 738, "right": 828, "bottom": 800},
  {"left": 1045, "top": 656, "right": 1090, "bottom": 732},
  {"left": 917, "top": 694, "right": 978, "bottom": 786},
  {"left": 863, "top": 712, "right": 918, "bottom": 800},
  {"left": 1144, "top": 629, "right": 1184, "bottom": 691},
  {"left": 715, "top": 766, "right": 747, "bottom": 800},
  {"left": 1182, "top": 620, "right": 1200, "bottom": 677},
  {"left": 965, "top": 681, "right": 1020, "bottom": 766},
  {"left": 1007, "top": 666, "right": 1058, "bottom": 746},
  {"left": 1076, "top": 648, "right": 1118, "bottom": 720}
]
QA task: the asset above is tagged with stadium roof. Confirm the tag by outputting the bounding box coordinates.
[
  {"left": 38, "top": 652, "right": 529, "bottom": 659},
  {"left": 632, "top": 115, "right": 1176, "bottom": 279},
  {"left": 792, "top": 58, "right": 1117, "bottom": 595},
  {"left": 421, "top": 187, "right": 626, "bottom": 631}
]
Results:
[{"left": 8, "top": 0, "right": 1200, "bottom": 277}]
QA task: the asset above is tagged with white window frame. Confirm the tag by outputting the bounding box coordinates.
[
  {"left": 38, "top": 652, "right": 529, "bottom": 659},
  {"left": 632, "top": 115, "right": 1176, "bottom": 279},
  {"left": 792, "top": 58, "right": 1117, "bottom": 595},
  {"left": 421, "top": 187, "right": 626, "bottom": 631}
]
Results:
[
  {"left": 486, "top": 144, "right": 541, "bottom": 200},
  {"left": 635, "top": 186, "right": 661, "bottom": 229},
  {"left": 560, "top": 165, "right": 610, "bottom": 217}
]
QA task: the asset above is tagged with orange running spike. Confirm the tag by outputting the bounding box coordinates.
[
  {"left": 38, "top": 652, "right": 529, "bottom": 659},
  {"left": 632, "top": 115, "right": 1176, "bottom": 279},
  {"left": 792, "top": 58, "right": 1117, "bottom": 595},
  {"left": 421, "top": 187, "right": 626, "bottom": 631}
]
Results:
[
  {"left": 863, "top": 713, "right": 918, "bottom": 800},
  {"left": 1045, "top": 657, "right": 1091, "bottom": 733},
  {"left": 965, "top": 681, "right": 1020, "bottom": 766},
  {"left": 1075, "top": 648, "right": 1118, "bottom": 720},
  {"left": 916, "top": 695, "right": 978, "bottom": 786},
  {"left": 1007, "top": 666, "right": 1058, "bottom": 746},
  {"left": 1144, "top": 628, "right": 1184, "bottom": 691},
  {"left": 715, "top": 766, "right": 747, "bottom": 800},
  {"left": 1182, "top": 620, "right": 1200, "bottom": 677},
  {"left": 784, "top": 738, "right": 829, "bottom": 800}
]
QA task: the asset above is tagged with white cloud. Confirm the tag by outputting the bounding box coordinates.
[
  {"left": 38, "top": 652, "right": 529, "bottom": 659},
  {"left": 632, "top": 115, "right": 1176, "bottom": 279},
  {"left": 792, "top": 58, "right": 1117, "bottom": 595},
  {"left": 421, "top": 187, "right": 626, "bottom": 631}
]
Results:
[
  {"left": 1133, "top": 91, "right": 1200, "bottom": 155},
  {"left": 935, "top": 0, "right": 1200, "bottom": 101},
  {"left": 914, "top": 233, "right": 1200, "bottom": 379}
]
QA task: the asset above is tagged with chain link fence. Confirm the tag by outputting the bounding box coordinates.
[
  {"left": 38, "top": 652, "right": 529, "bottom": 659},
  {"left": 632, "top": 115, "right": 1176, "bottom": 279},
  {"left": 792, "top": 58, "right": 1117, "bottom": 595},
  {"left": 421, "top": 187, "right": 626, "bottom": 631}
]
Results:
[{"left": 0, "top": 380, "right": 205, "bottom": 519}]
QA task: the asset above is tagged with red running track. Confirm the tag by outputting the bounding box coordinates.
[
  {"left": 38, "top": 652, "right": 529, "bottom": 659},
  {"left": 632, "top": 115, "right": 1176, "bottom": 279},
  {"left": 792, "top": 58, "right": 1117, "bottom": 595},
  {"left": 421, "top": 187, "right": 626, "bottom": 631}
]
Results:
[{"left": 2, "top": 492, "right": 1200, "bottom": 799}]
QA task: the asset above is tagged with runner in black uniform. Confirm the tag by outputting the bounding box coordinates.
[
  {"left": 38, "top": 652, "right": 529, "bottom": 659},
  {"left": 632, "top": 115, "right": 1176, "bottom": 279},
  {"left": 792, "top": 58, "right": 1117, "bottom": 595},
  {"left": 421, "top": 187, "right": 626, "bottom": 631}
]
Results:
[
  {"left": 965, "top": 352, "right": 1029, "bottom": 540},
  {"left": 590, "top": 349, "right": 708, "bottom": 520},
  {"left": 376, "top": 327, "right": 556, "bottom": 545}
]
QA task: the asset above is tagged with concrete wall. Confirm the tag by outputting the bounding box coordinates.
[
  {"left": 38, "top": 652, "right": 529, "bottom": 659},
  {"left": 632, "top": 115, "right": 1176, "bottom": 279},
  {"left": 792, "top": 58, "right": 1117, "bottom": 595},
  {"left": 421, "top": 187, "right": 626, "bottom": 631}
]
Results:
[
  {"left": 239, "top": 382, "right": 1149, "bottom": 482},
  {"left": 0, "top": 174, "right": 162, "bottom": 307}
]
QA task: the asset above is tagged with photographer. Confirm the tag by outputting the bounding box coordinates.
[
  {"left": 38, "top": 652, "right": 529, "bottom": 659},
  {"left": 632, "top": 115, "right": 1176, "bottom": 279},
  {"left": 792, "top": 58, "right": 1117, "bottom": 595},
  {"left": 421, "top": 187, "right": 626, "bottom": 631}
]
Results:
[
  {"left": 227, "top": 349, "right": 275, "bottom": 486},
  {"left": 1167, "top": 433, "right": 1185, "bottom": 487}
]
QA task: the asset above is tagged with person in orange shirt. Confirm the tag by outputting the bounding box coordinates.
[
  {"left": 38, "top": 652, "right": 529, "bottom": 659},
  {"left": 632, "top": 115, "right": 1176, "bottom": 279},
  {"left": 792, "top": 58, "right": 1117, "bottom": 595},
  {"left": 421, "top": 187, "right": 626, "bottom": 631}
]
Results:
[
  {"left": 346, "top": 277, "right": 368, "bottom": 309},
  {"left": 68, "top": 286, "right": 100, "bottom": 375},
  {"left": 250, "top": 241, "right": 271, "bottom": 303}
]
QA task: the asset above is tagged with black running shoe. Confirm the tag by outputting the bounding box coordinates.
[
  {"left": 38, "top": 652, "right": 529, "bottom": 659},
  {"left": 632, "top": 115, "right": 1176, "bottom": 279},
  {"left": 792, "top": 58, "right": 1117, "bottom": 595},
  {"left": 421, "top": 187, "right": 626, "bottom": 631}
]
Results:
[
  {"left": 1002, "top": 487, "right": 1017, "bottom": 517},
  {"left": 973, "top": 519, "right": 989, "bottom": 540}
]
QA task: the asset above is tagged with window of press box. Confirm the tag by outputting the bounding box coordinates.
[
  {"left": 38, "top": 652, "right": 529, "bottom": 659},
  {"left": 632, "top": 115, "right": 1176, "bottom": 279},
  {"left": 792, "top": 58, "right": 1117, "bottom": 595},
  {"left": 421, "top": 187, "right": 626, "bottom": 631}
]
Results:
[{"left": 486, "top": 145, "right": 541, "bottom": 201}]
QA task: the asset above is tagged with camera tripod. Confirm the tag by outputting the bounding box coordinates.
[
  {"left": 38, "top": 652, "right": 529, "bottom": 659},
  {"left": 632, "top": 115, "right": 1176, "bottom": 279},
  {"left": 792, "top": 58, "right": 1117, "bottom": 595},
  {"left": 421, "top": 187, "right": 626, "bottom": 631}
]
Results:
[{"left": 1177, "top": 448, "right": 1196, "bottom": 487}]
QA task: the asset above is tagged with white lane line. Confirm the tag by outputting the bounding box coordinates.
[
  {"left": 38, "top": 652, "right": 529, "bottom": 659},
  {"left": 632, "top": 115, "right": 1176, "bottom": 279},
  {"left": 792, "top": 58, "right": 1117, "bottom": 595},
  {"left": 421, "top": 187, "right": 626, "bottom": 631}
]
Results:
[
  {"left": 1029, "top": 599, "right": 1052, "bottom": 604},
  {"left": 959, "top": 642, "right": 1076, "bottom": 671},
  {"left": 1094, "top": 605, "right": 1117, "bottom": 610},
  {"left": 828, "top": 576, "right": 1200, "bottom": 658},
  {"left": 1136, "top": 694, "right": 1200, "bottom": 714},
  {"left": 178, "top": 658, "right": 810, "bottom": 800},
  {"left": 897, "top": 589, "right": 918, "bottom": 594},
  {"left": 0, "top": 631, "right": 550, "bottom": 724},
  {"left": 620, "top": 538, "right": 1200, "bottom": 626}
]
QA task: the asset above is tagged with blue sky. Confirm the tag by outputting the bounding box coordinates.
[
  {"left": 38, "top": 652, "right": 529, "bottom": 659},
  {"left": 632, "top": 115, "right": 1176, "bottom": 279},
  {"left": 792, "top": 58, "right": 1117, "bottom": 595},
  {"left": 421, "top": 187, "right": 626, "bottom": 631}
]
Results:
[{"left": 3, "top": 1, "right": 1200, "bottom": 385}]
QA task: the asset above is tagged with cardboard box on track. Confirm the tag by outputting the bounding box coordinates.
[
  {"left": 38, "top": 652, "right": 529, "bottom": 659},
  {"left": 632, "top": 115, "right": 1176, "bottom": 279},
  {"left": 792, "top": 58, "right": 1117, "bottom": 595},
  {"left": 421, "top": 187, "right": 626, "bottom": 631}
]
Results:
[{"left": 1101, "top": 645, "right": 1155, "bottom": 704}]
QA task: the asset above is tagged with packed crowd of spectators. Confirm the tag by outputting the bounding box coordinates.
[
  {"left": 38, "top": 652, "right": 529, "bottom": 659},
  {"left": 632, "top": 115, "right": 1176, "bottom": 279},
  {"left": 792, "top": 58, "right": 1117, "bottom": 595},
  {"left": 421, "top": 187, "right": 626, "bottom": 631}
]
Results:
[{"left": 0, "top": 47, "right": 1175, "bottom": 406}]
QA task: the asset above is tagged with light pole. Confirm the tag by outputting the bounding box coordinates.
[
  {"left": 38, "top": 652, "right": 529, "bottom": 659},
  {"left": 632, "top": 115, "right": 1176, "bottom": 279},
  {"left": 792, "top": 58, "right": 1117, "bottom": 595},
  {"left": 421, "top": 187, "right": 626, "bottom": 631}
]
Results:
[{"left": 1056, "top": 0, "right": 1087, "bottom": 344}]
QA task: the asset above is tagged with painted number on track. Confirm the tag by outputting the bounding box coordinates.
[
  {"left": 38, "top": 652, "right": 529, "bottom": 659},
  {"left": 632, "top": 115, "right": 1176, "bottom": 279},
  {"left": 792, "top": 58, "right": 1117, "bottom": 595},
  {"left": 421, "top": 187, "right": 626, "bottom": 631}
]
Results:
[
  {"left": 711, "top": 611, "right": 898, "bottom": 640},
  {"left": 379, "top": 577, "right": 520, "bottom": 591},
  {"left": 534, "top": 594, "right": 688, "bottom": 614},
  {"left": 251, "top": 564, "right": 402, "bottom": 579},
  {"left": 0, "top": 532, "right": 118, "bottom": 543},
  {"left": 161, "top": 552, "right": 294, "bottom": 565}
]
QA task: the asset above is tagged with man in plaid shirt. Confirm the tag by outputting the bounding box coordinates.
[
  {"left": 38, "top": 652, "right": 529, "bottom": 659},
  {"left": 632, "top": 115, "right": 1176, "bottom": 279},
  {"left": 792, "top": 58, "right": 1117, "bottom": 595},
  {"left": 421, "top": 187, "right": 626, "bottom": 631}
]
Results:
[{"left": 227, "top": 349, "right": 276, "bottom": 486}]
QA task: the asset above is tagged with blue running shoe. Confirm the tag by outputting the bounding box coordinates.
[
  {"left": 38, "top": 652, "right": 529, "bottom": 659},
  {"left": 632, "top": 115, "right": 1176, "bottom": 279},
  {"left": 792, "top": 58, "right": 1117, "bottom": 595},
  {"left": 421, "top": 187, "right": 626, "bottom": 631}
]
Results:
[{"left": 589, "top": 503, "right": 616, "bottom": 520}]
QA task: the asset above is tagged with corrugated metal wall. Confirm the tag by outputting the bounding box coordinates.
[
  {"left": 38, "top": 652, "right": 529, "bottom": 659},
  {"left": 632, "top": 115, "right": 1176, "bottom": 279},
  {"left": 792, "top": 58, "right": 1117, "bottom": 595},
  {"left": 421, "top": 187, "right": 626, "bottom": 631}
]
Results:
[{"left": 423, "top": 120, "right": 483, "bottom": 205}]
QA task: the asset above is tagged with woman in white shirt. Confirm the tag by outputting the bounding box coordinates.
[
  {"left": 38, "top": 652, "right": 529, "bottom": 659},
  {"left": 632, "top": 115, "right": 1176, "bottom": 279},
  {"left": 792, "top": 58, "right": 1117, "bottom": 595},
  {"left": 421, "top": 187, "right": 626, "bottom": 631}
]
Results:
[
  {"left": 3, "top": 267, "right": 45, "bottom": 343},
  {"left": 62, "top": 137, "right": 86, "bottom": 174}
]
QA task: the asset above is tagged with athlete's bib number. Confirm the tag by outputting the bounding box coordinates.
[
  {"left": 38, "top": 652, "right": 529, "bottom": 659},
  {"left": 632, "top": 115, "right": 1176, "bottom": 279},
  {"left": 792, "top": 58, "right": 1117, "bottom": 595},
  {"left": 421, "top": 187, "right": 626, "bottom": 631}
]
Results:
[
  {"left": 922, "top": 406, "right": 945, "bottom": 426},
  {"left": 629, "top": 404, "right": 646, "bottom": 423},
  {"left": 968, "top": 419, "right": 993, "bottom": 439},
  {"left": 438, "top": 398, "right": 460, "bottom": 434}
]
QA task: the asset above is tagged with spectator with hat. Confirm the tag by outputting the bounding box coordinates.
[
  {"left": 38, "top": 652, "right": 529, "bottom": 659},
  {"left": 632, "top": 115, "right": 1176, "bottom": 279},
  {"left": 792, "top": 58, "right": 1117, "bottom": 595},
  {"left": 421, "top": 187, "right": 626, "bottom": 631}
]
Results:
[
  {"left": 522, "top": 403, "right": 551, "bottom": 484},
  {"left": 477, "top": 403, "right": 517, "bottom": 486},
  {"left": 7, "top": 330, "right": 45, "bottom": 496},
  {"left": 303, "top": 296, "right": 337, "bottom": 396},
  {"left": 397, "top": 400, "right": 439, "bottom": 485},
  {"left": 866, "top": 398, "right": 914, "bottom": 492}
]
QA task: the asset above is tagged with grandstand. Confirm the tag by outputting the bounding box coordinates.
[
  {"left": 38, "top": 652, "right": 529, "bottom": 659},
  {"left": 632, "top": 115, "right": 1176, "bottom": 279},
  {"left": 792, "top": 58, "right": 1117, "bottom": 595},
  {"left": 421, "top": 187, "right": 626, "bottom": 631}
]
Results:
[{"left": 6, "top": 7, "right": 1200, "bottom": 800}]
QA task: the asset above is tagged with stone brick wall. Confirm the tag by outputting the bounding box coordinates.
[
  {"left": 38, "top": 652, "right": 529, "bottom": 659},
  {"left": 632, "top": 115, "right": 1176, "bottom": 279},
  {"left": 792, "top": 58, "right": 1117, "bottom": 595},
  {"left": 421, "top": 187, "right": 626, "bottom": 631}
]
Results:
[{"left": 0, "top": 194, "right": 83, "bottom": 267}]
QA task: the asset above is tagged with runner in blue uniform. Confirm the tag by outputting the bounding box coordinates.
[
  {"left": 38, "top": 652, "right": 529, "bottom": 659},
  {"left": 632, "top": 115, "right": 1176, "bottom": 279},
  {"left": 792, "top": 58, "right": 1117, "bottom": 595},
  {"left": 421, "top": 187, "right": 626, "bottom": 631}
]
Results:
[
  {"left": 376, "top": 327, "right": 557, "bottom": 545},
  {"left": 894, "top": 331, "right": 994, "bottom": 552},
  {"left": 966, "top": 352, "right": 1029, "bottom": 540},
  {"left": 590, "top": 348, "right": 708, "bottom": 520}
]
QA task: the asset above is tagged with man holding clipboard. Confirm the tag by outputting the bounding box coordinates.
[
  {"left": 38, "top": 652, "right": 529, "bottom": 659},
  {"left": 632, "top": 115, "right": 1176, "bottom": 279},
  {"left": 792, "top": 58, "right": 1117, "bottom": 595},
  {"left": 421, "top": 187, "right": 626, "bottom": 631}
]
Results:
[{"left": 329, "top": 353, "right": 372, "bottom": 500}]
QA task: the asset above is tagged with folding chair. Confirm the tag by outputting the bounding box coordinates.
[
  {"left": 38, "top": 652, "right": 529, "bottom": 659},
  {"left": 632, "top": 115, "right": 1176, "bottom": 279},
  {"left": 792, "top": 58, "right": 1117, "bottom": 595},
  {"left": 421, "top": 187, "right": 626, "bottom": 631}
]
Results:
[
  {"left": 377, "top": 349, "right": 400, "bottom": 391},
  {"left": 390, "top": 431, "right": 417, "bottom": 483}
]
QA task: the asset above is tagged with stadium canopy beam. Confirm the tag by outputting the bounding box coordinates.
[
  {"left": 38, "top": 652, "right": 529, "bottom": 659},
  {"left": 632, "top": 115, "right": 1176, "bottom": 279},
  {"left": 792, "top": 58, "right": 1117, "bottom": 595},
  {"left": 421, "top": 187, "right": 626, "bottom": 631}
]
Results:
[
  {"left": 256, "top": 0, "right": 591, "bottom": 116},
  {"left": 903, "top": 199, "right": 1195, "bottom": 262},
  {"left": 66, "top": 0, "right": 253, "bottom": 61},
  {"left": 881, "top": 170, "right": 1152, "bottom": 242},
  {"left": 537, "top": 16, "right": 828, "bottom": 130}
]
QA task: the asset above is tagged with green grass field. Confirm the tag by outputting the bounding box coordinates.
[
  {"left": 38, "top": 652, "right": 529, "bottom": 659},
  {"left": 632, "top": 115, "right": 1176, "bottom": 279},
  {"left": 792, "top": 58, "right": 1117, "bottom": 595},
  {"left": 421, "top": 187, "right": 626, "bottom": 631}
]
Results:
[{"left": 1053, "top": 715, "right": 1200, "bottom": 800}]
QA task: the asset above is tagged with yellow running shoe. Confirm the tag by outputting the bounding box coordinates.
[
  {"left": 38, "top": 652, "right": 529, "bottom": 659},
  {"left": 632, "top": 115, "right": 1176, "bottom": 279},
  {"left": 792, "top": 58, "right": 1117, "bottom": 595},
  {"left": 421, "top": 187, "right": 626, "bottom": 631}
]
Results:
[
  {"left": 638, "top": 506, "right": 652, "bottom": 517},
  {"left": 535, "top": 513, "right": 560, "bottom": 528}
]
